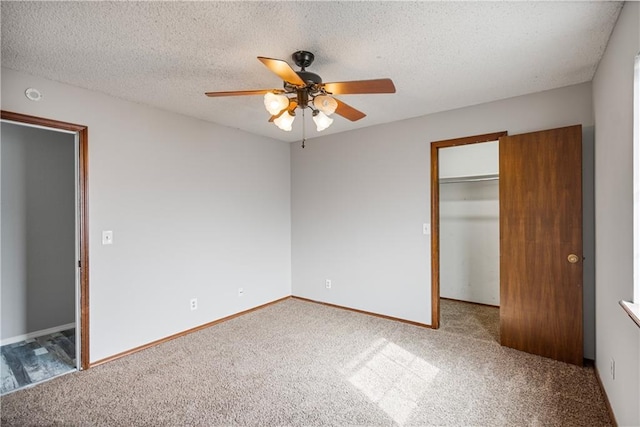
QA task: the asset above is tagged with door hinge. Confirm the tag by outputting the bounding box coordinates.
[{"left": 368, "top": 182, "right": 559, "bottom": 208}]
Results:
[{"left": 78, "top": 260, "right": 81, "bottom": 268}]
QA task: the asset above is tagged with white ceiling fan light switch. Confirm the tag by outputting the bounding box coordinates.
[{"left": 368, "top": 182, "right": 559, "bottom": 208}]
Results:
[{"left": 102, "top": 230, "right": 113, "bottom": 245}]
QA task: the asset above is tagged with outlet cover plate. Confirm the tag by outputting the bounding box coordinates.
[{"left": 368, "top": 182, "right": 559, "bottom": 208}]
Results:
[{"left": 102, "top": 230, "right": 113, "bottom": 245}]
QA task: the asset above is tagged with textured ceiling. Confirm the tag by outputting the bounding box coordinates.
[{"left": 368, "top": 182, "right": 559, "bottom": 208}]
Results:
[{"left": 1, "top": 1, "right": 623, "bottom": 143}]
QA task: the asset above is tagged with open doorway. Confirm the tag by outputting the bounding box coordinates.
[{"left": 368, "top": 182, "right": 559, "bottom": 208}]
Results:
[
  {"left": 431, "top": 126, "right": 588, "bottom": 365},
  {"left": 430, "top": 131, "right": 507, "bottom": 333},
  {"left": 1, "top": 111, "right": 89, "bottom": 394},
  {"left": 438, "top": 139, "right": 501, "bottom": 342}
]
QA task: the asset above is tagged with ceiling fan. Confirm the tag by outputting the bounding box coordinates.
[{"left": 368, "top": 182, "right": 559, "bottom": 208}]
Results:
[{"left": 205, "top": 51, "right": 396, "bottom": 134}]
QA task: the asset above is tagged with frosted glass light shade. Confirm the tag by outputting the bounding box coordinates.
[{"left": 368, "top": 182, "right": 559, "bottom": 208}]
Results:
[
  {"left": 313, "top": 111, "right": 333, "bottom": 131},
  {"left": 274, "top": 110, "right": 295, "bottom": 131},
  {"left": 264, "top": 93, "right": 289, "bottom": 115},
  {"left": 313, "top": 95, "right": 338, "bottom": 116}
]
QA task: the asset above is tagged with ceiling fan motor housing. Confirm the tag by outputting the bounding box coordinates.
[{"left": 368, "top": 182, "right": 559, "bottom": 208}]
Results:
[{"left": 296, "top": 71, "right": 322, "bottom": 85}]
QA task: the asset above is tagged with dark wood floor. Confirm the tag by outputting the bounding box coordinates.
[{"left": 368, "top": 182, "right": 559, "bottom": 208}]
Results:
[{"left": 1, "top": 329, "right": 76, "bottom": 395}]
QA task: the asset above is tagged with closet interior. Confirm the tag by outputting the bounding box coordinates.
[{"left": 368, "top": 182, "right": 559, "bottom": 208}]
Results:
[{"left": 439, "top": 141, "right": 499, "bottom": 307}]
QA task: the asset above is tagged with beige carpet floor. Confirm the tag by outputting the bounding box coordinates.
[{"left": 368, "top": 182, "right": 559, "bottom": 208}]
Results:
[{"left": 1, "top": 298, "right": 611, "bottom": 426}]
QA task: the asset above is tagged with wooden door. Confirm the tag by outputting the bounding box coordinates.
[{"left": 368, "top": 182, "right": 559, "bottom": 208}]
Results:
[{"left": 499, "top": 125, "right": 583, "bottom": 365}]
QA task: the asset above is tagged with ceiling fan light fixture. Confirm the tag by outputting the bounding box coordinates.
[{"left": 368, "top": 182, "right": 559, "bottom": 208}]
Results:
[
  {"left": 264, "top": 92, "right": 289, "bottom": 115},
  {"left": 313, "top": 95, "right": 338, "bottom": 116},
  {"left": 313, "top": 110, "right": 333, "bottom": 132},
  {"left": 274, "top": 110, "right": 296, "bottom": 131},
  {"left": 206, "top": 52, "right": 395, "bottom": 133}
]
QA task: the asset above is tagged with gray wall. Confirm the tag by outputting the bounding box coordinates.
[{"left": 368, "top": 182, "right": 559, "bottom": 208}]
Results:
[
  {"left": 291, "top": 82, "right": 596, "bottom": 357},
  {"left": 1, "top": 68, "right": 292, "bottom": 362},
  {"left": 592, "top": 2, "right": 640, "bottom": 425},
  {"left": 582, "top": 126, "right": 596, "bottom": 361},
  {"left": 1, "top": 123, "right": 76, "bottom": 340}
]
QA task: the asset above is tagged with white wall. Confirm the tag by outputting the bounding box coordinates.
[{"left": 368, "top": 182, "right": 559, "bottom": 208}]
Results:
[
  {"left": 440, "top": 180, "right": 499, "bottom": 306},
  {"left": 1, "top": 123, "right": 76, "bottom": 340},
  {"left": 1, "top": 68, "right": 292, "bottom": 363},
  {"left": 439, "top": 141, "right": 498, "bottom": 179},
  {"left": 592, "top": 2, "right": 640, "bottom": 425},
  {"left": 291, "top": 82, "right": 594, "bottom": 349}
]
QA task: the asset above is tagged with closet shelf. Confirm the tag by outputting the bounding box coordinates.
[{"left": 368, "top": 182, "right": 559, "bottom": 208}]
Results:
[{"left": 439, "top": 174, "right": 499, "bottom": 184}]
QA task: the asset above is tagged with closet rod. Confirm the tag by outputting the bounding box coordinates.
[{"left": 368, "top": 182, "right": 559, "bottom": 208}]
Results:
[{"left": 439, "top": 174, "right": 499, "bottom": 184}]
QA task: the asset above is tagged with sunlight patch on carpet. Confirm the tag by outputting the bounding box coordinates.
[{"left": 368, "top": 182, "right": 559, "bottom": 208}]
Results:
[{"left": 341, "top": 339, "right": 439, "bottom": 425}]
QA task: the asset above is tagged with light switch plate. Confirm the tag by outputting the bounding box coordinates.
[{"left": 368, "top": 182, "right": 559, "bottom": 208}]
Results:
[
  {"left": 423, "top": 223, "right": 430, "bottom": 235},
  {"left": 102, "top": 230, "right": 113, "bottom": 245}
]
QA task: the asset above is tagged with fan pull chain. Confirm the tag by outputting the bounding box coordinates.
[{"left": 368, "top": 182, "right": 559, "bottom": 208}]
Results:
[{"left": 301, "top": 109, "right": 306, "bottom": 148}]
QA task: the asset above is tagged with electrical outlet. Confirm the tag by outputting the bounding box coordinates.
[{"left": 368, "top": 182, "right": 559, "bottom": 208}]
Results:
[
  {"left": 326, "top": 279, "right": 332, "bottom": 289},
  {"left": 190, "top": 298, "right": 197, "bottom": 311},
  {"left": 238, "top": 288, "right": 244, "bottom": 297},
  {"left": 610, "top": 358, "right": 615, "bottom": 380},
  {"left": 102, "top": 230, "right": 113, "bottom": 245}
]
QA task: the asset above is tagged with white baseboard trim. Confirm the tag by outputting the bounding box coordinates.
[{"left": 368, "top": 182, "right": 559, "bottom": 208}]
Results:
[{"left": 1, "top": 323, "right": 76, "bottom": 346}]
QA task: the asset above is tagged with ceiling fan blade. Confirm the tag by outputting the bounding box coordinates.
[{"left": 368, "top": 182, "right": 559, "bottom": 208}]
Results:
[
  {"left": 334, "top": 99, "right": 366, "bottom": 122},
  {"left": 322, "top": 79, "right": 396, "bottom": 95},
  {"left": 257, "top": 57, "right": 306, "bottom": 86},
  {"left": 268, "top": 101, "right": 298, "bottom": 122},
  {"left": 205, "top": 89, "right": 282, "bottom": 97}
]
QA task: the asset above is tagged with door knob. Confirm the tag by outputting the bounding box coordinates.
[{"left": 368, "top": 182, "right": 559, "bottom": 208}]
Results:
[{"left": 567, "top": 254, "right": 579, "bottom": 264}]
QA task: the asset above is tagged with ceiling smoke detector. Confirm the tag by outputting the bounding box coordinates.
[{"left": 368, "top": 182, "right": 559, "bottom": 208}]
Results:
[{"left": 25, "top": 88, "right": 43, "bottom": 102}]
